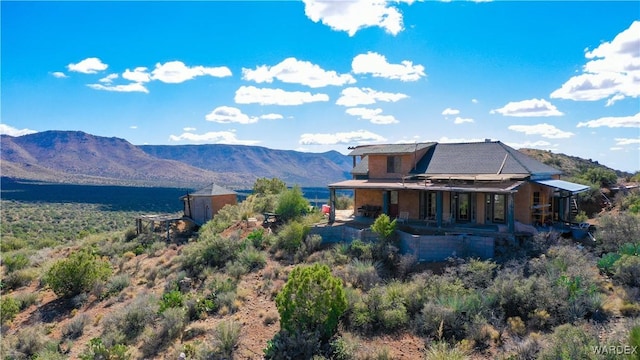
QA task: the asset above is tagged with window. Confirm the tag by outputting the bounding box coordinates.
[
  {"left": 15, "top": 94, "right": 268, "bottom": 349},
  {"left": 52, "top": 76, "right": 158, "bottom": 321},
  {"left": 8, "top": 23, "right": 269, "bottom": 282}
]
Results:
[
  {"left": 387, "top": 156, "right": 401, "bottom": 173},
  {"left": 485, "top": 194, "right": 506, "bottom": 223}
]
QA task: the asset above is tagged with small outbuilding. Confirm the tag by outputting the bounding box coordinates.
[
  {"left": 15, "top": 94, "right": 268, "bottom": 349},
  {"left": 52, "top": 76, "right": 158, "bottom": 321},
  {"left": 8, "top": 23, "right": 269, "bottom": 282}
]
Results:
[{"left": 181, "top": 183, "right": 237, "bottom": 225}]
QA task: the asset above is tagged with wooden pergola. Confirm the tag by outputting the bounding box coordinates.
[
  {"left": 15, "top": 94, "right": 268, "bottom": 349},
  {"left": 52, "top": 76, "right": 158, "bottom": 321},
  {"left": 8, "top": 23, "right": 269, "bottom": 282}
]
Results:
[{"left": 135, "top": 214, "right": 185, "bottom": 242}]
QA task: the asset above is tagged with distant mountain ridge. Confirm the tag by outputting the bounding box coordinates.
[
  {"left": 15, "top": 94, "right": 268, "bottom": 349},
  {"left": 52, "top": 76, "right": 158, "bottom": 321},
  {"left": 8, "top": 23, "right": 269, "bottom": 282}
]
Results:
[
  {"left": 519, "top": 148, "right": 633, "bottom": 179},
  {"left": 1, "top": 131, "right": 353, "bottom": 188}
]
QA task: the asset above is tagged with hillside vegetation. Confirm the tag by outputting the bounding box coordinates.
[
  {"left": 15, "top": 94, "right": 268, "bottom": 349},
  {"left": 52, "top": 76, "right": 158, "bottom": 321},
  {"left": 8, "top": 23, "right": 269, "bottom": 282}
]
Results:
[
  {"left": 519, "top": 148, "right": 634, "bottom": 179},
  {"left": 1, "top": 178, "right": 639, "bottom": 359}
]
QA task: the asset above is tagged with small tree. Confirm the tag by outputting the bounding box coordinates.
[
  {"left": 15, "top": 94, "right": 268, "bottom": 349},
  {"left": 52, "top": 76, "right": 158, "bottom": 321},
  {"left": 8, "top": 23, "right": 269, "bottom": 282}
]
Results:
[
  {"left": 275, "top": 263, "right": 347, "bottom": 341},
  {"left": 44, "top": 249, "right": 112, "bottom": 298},
  {"left": 253, "top": 178, "right": 287, "bottom": 196},
  {"left": 276, "top": 185, "right": 309, "bottom": 222},
  {"left": 370, "top": 214, "right": 399, "bottom": 266}
]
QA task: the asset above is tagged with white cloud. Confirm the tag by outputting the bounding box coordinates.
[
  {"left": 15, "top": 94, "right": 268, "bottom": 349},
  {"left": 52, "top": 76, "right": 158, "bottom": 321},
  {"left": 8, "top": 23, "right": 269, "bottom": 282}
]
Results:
[
  {"left": 336, "top": 87, "right": 408, "bottom": 107},
  {"left": 260, "top": 113, "right": 284, "bottom": 120},
  {"left": 576, "top": 112, "right": 640, "bottom": 128},
  {"left": 242, "top": 57, "right": 355, "bottom": 88},
  {"left": 435, "top": 136, "right": 488, "bottom": 143},
  {"left": 151, "top": 61, "right": 232, "bottom": 83},
  {"left": 302, "top": 0, "right": 413, "bottom": 36},
  {"left": 454, "top": 117, "right": 474, "bottom": 124},
  {"left": 508, "top": 123, "right": 574, "bottom": 139},
  {"left": 352, "top": 52, "right": 425, "bottom": 81},
  {"left": 551, "top": 21, "right": 640, "bottom": 103},
  {"left": 130, "top": 125, "right": 138, "bottom": 129},
  {"left": 51, "top": 71, "right": 67, "bottom": 78},
  {"left": 67, "top": 57, "right": 108, "bottom": 74},
  {"left": 471, "top": 99, "right": 479, "bottom": 104},
  {"left": 441, "top": 107, "right": 460, "bottom": 116},
  {"left": 183, "top": 127, "right": 196, "bottom": 131},
  {"left": 504, "top": 140, "right": 554, "bottom": 150},
  {"left": 87, "top": 82, "right": 149, "bottom": 93},
  {"left": 299, "top": 129, "right": 386, "bottom": 145},
  {"left": 205, "top": 106, "right": 258, "bottom": 124},
  {"left": 123, "top": 67, "right": 151, "bottom": 83},
  {"left": 234, "top": 86, "right": 329, "bottom": 105},
  {"left": 0, "top": 124, "right": 37, "bottom": 136},
  {"left": 99, "top": 73, "right": 119, "bottom": 83},
  {"left": 490, "top": 98, "right": 564, "bottom": 117},
  {"left": 169, "top": 130, "right": 260, "bottom": 145},
  {"left": 346, "top": 107, "right": 399, "bottom": 124},
  {"left": 615, "top": 138, "right": 640, "bottom": 146},
  {"left": 610, "top": 147, "right": 624, "bottom": 151}
]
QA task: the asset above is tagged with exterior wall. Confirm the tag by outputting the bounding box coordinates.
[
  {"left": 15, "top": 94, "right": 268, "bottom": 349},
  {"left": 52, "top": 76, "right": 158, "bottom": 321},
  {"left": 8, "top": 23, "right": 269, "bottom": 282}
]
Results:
[
  {"left": 367, "top": 149, "right": 428, "bottom": 179},
  {"left": 354, "top": 189, "right": 384, "bottom": 209},
  {"left": 476, "top": 194, "right": 486, "bottom": 225},
  {"left": 442, "top": 191, "right": 452, "bottom": 221},
  {"left": 514, "top": 183, "right": 532, "bottom": 224},
  {"left": 212, "top": 194, "right": 237, "bottom": 215},
  {"left": 398, "top": 190, "right": 420, "bottom": 219}
]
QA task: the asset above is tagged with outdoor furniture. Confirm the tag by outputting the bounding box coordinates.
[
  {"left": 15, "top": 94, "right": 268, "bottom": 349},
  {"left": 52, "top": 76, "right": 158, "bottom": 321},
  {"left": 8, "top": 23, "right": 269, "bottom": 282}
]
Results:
[{"left": 357, "top": 205, "right": 381, "bottom": 218}]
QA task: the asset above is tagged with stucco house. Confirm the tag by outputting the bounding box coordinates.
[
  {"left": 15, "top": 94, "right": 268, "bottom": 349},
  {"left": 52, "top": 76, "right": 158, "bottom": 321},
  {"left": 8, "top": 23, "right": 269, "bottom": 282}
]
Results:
[
  {"left": 327, "top": 140, "right": 589, "bottom": 235},
  {"left": 181, "top": 183, "right": 237, "bottom": 225}
]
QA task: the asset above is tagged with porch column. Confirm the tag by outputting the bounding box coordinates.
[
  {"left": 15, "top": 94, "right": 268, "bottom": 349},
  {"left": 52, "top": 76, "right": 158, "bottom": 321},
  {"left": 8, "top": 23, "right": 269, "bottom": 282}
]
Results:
[
  {"left": 382, "top": 191, "right": 389, "bottom": 216},
  {"left": 328, "top": 188, "right": 336, "bottom": 223},
  {"left": 436, "top": 192, "right": 443, "bottom": 227},
  {"left": 507, "top": 193, "right": 515, "bottom": 233}
]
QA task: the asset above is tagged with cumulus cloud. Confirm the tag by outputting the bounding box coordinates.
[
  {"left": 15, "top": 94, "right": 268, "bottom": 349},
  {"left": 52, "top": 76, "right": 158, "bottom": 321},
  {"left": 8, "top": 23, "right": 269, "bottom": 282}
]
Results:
[
  {"left": 260, "top": 113, "right": 284, "bottom": 120},
  {"left": 99, "top": 73, "right": 119, "bottom": 84},
  {"left": 508, "top": 123, "right": 574, "bottom": 139},
  {"left": 352, "top": 52, "right": 425, "bottom": 81},
  {"left": 299, "top": 129, "right": 386, "bottom": 145},
  {"left": 51, "top": 71, "right": 67, "bottom": 78},
  {"left": 576, "top": 112, "right": 640, "bottom": 128},
  {"left": 151, "top": 61, "right": 232, "bottom": 83},
  {"left": 454, "top": 117, "right": 474, "bottom": 124},
  {"left": 206, "top": 106, "right": 259, "bottom": 124},
  {"left": 242, "top": 57, "right": 355, "bottom": 88},
  {"left": 551, "top": 21, "right": 640, "bottom": 103},
  {"left": 504, "top": 140, "right": 555, "bottom": 150},
  {"left": 169, "top": 130, "right": 260, "bottom": 145},
  {"left": 67, "top": 57, "right": 108, "bottom": 74},
  {"left": 346, "top": 107, "right": 399, "bottom": 124},
  {"left": 0, "top": 124, "right": 37, "bottom": 136},
  {"left": 123, "top": 67, "right": 151, "bottom": 83},
  {"left": 234, "top": 86, "right": 329, "bottom": 105},
  {"left": 442, "top": 108, "right": 460, "bottom": 116},
  {"left": 87, "top": 83, "right": 149, "bottom": 93},
  {"left": 183, "top": 127, "right": 196, "bottom": 131},
  {"left": 130, "top": 125, "right": 138, "bottom": 129},
  {"left": 302, "top": 0, "right": 413, "bottom": 36},
  {"left": 490, "top": 98, "right": 564, "bottom": 117},
  {"left": 435, "top": 136, "right": 488, "bottom": 143},
  {"left": 471, "top": 99, "right": 479, "bottom": 104},
  {"left": 336, "top": 87, "right": 408, "bottom": 107}
]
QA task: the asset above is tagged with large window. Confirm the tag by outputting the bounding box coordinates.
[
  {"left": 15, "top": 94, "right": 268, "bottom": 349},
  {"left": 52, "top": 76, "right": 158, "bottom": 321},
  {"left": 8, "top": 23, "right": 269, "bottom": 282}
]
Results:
[
  {"left": 486, "top": 194, "right": 506, "bottom": 223},
  {"left": 421, "top": 192, "right": 437, "bottom": 220},
  {"left": 387, "top": 156, "right": 401, "bottom": 173},
  {"left": 457, "top": 193, "right": 470, "bottom": 221}
]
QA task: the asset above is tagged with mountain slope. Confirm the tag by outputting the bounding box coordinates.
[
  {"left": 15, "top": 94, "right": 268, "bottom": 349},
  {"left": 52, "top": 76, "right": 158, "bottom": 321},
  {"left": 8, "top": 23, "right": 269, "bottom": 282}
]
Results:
[
  {"left": 519, "top": 148, "right": 633, "bottom": 179},
  {"left": 0, "top": 131, "right": 234, "bottom": 187},
  {"left": 139, "top": 144, "right": 352, "bottom": 187}
]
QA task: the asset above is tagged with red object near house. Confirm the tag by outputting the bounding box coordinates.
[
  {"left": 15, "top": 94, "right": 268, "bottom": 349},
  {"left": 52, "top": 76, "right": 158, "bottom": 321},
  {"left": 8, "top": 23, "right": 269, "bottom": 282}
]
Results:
[{"left": 322, "top": 204, "right": 331, "bottom": 214}]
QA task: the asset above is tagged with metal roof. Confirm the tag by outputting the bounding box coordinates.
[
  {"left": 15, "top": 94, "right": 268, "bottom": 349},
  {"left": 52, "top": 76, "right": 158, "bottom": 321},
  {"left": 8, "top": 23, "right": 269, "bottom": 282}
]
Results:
[
  {"left": 348, "top": 142, "right": 435, "bottom": 156},
  {"left": 532, "top": 179, "right": 590, "bottom": 194},
  {"left": 182, "top": 183, "right": 237, "bottom": 197},
  {"left": 351, "top": 156, "right": 369, "bottom": 175}
]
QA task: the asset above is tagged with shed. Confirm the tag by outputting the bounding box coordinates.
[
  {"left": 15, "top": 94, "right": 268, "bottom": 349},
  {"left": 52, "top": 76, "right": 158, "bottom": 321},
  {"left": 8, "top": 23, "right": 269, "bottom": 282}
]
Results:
[{"left": 181, "top": 183, "right": 237, "bottom": 225}]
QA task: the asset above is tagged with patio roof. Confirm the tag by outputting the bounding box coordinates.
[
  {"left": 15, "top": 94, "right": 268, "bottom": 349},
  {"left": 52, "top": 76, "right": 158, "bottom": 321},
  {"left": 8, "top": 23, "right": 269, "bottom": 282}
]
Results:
[
  {"left": 532, "top": 179, "right": 590, "bottom": 194},
  {"left": 328, "top": 179, "right": 525, "bottom": 193}
]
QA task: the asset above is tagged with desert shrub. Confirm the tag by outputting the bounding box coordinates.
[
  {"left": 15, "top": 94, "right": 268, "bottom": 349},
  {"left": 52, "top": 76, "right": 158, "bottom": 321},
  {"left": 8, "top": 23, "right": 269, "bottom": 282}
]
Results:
[
  {"left": 349, "top": 239, "right": 373, "bottom": 260},
  {"left": 102, "top": 273, "right": 130, "bottom": 299},
  {"left": 204, "top": 203, "right": 242, "bottom": 234},
  {"left": 330, "top": 333, "right": 359, "bottom": 360},
  {"left": 335, "top": 195, "right": 354, "bottom": 210},
  {"left": 4, "top": 325, "right": 49, "bottom": 359},
  {"left": 79, "top": 337, "right": 130, "bottom": 360},
  {"left": 141, "top": 307, "right": 187, "bottom": 357},
  {"left": 253, "top": 177, "right": 287, "bottom": 196},
  {"left": 276, "top": 263, "right": 347, "bottom": 341},
  {"left": 2, "top": 268, "right": 37, "bottom": 290},
  {"left": 630, "top": 325, "right": 640, "bottom": 357},
  {"left": 62, "top": 314, "right": 88, "bottom": 339},
  {"left": 276, "top": 186, "right": 309, "bottom": 222},
  {"left": 248, "top": 228, "right": 266, "bottom": 249},
  {"left": 180, "top": 232, "right": 244, "bottom": 276},
  {"left": 273, "top": 221, "right": 309, "bottom": 254},
  {"left": 263, "top": 329, "right": 324, "bottom": 360},
  {"left": 159, "top": 290, "right": 185, "bottom": 313},
  {"left": 225, "top": 259, "right": 249, "bottom": 279},
  {"left": 294, "top": 234, "right": 323, "bottom": 263},
  {"left": 596, "top": 213, "right": 640, "bottom": 254},
  {"left": 538, "top": 324, "right": 599, "bottom": 360},
  {"left": 617, "top": 189, "right": 640, "bottom": 214},
  {"left": 344, "top": 259, "right": 381, "bottom": 291},
  {"left": 620, "top": 303, "right": 640, "bottom": 317},
  {"left": 213, "top": 319, "right": 242, "bottom": 358},
  {"left": 2, "top": 252, "right": 29, "bottom": 273},
  {"left": 424, "top": 341, "right": 469, "bottom": 360},
  {"left": 370, "top": 214, "right": 399, "bottom": 267},
  {"left": 13, "top": 292, "right": 38, "bottom": 311},
  {"left": 239, "top": 245, "right": 267, "bottom": 271},
  {"left": 370, "top": 214, "right": 396, "bottom": 241},
  {"left": 43, "top": 249, "right": 112, "bottom": 298},
  {"left": 613, "top": 255, "right": 640, "bottom": 287},
  {"left": 598, "top": 253, "right": 622, "bottom": 276},
  {"left": 450, "top": 258, "right": 498, "bottom": 289},
  {"left": 102, "top": 294, "right": 157, "bottom": 344},
  {"left": 1, "top": 296, "right": 20, "bottom": 325}
]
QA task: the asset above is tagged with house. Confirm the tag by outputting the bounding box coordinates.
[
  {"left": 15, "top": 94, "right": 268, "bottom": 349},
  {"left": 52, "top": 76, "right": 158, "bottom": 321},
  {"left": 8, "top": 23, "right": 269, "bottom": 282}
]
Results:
[
  {"left": 327, "top": 140, "right": 589, "bottom": 235},
  {"left": 181, "top": 183, "right": 237, "bottom": 225}
]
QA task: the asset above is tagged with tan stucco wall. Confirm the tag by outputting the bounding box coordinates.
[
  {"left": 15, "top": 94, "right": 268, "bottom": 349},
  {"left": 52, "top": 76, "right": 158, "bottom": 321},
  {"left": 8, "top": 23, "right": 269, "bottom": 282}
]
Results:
[
  {"left": 212, "top": 194, "right": 237, "bottom": 215},
  {"left": 476, "top": 194, "right": 486, "bottom": 224},
  {"left": 367, "top": 149, "right": 428, "bottom": 179},
  {"left": 355, "top": 189, "right": 384, "bottom": 209},
  {"left": 513, "top": 182, "right": 555, "bottom": 225},
  {"left": 398, "top": 190, "right": 420, "bottom": 219}
]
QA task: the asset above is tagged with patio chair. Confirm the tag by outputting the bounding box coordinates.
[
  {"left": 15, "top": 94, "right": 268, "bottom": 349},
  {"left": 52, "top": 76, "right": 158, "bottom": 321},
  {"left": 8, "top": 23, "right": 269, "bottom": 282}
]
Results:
[{"left": 398, "top": 211, "right": 409, "bottom": 224}]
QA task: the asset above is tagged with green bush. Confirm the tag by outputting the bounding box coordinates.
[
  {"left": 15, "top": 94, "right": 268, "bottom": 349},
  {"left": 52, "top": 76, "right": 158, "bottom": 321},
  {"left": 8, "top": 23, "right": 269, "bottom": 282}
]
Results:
[
  {"left": 248, "top": 228, "right": 266, "bottom": 249},
  {"left": 1, "top": 296, "right": 20, "bottom": 325},
  {"left": 424, "top": 341, "right": 469, "bottom": 360},
  {"left": 240, "top": 245, "right": 267, "bottom": 271},
  {"left": 2, "top": 252, "right": 29, "bottom": 273},
  {"left": 276, "top": 263, "right": 347, "bottom": 341},
  {"left": 141, "top": 307, "right": 187, "bottom": 357},
  {"left": 335, "top": 195, "right": 354, "bottom": 210},
  {"left": 276, "top": 186, "right": 310, "bottom": 222},
  {"left": 62, "top": 314, "right": 88, "bottom": 339},
  {"left": 349, "top": 239, "right": 373, "bottom": 260},
  {"left": 613, "top": 255, "right": 640, "bottom": 287},
  {"left": 180, "top": 232, "right": 244, "bottom": 276},
  {"left": 43, "top": 249, "right": 112, "bottom": 298},
  {"left": 274, "top": 221, "right": 308, "bottom": 254},
  {"left": 101, "top": 294, "right": 157, "bottom": 344},
  {"left": 213, "top": 320, "right": 242, "bottom": 358},
  {"left": 159, "top": 290, "right": 185, "bottom": 313},
  {"left": 595, "top": 213, "right": 640, "bottom": 254},
  {"left": 253, "top": 177, "right": 287, "bottom": 196},
  {"left": 597, "top": 253, "right": 622, "bottom": 276},
  {"left": 263, "top": 329, "right": 323, "bottom": 360},
  {"left": 80, "top": 337, "right": 130, "bottom": 360},
  {"left": 538, "top": 324, "right": 599, "bottom": 360}
]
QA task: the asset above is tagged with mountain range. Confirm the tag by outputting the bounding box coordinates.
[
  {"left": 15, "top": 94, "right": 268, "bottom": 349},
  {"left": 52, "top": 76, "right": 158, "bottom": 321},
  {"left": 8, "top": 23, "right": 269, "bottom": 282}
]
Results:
[
  {"left": 1, "top": 130, "right": 630, "bottom": 190},
  {"left": 0, "top": 131, "right": 352, "bottom": 189}
]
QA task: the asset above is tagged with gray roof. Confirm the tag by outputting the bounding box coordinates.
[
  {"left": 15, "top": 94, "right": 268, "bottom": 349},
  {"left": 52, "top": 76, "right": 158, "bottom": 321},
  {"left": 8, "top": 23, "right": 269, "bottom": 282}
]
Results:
[
  {"left": 349, "top": 142, "right": 435, "bottom": 156},
  {"left": 188, "top": 183, "right": 237, "bottom": 197},
  {"left": 414, "top": 141, "right": 561, "bottom": 176},
  {"left": 351, "top": 156, "right": 369, "bottom": 175}
]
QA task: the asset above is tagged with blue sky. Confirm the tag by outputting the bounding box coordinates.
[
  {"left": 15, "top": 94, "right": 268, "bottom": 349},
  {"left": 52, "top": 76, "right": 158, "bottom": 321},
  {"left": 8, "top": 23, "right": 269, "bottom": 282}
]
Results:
[{"left": 2, "top": 1, "right": 639, "bottom": 172}]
